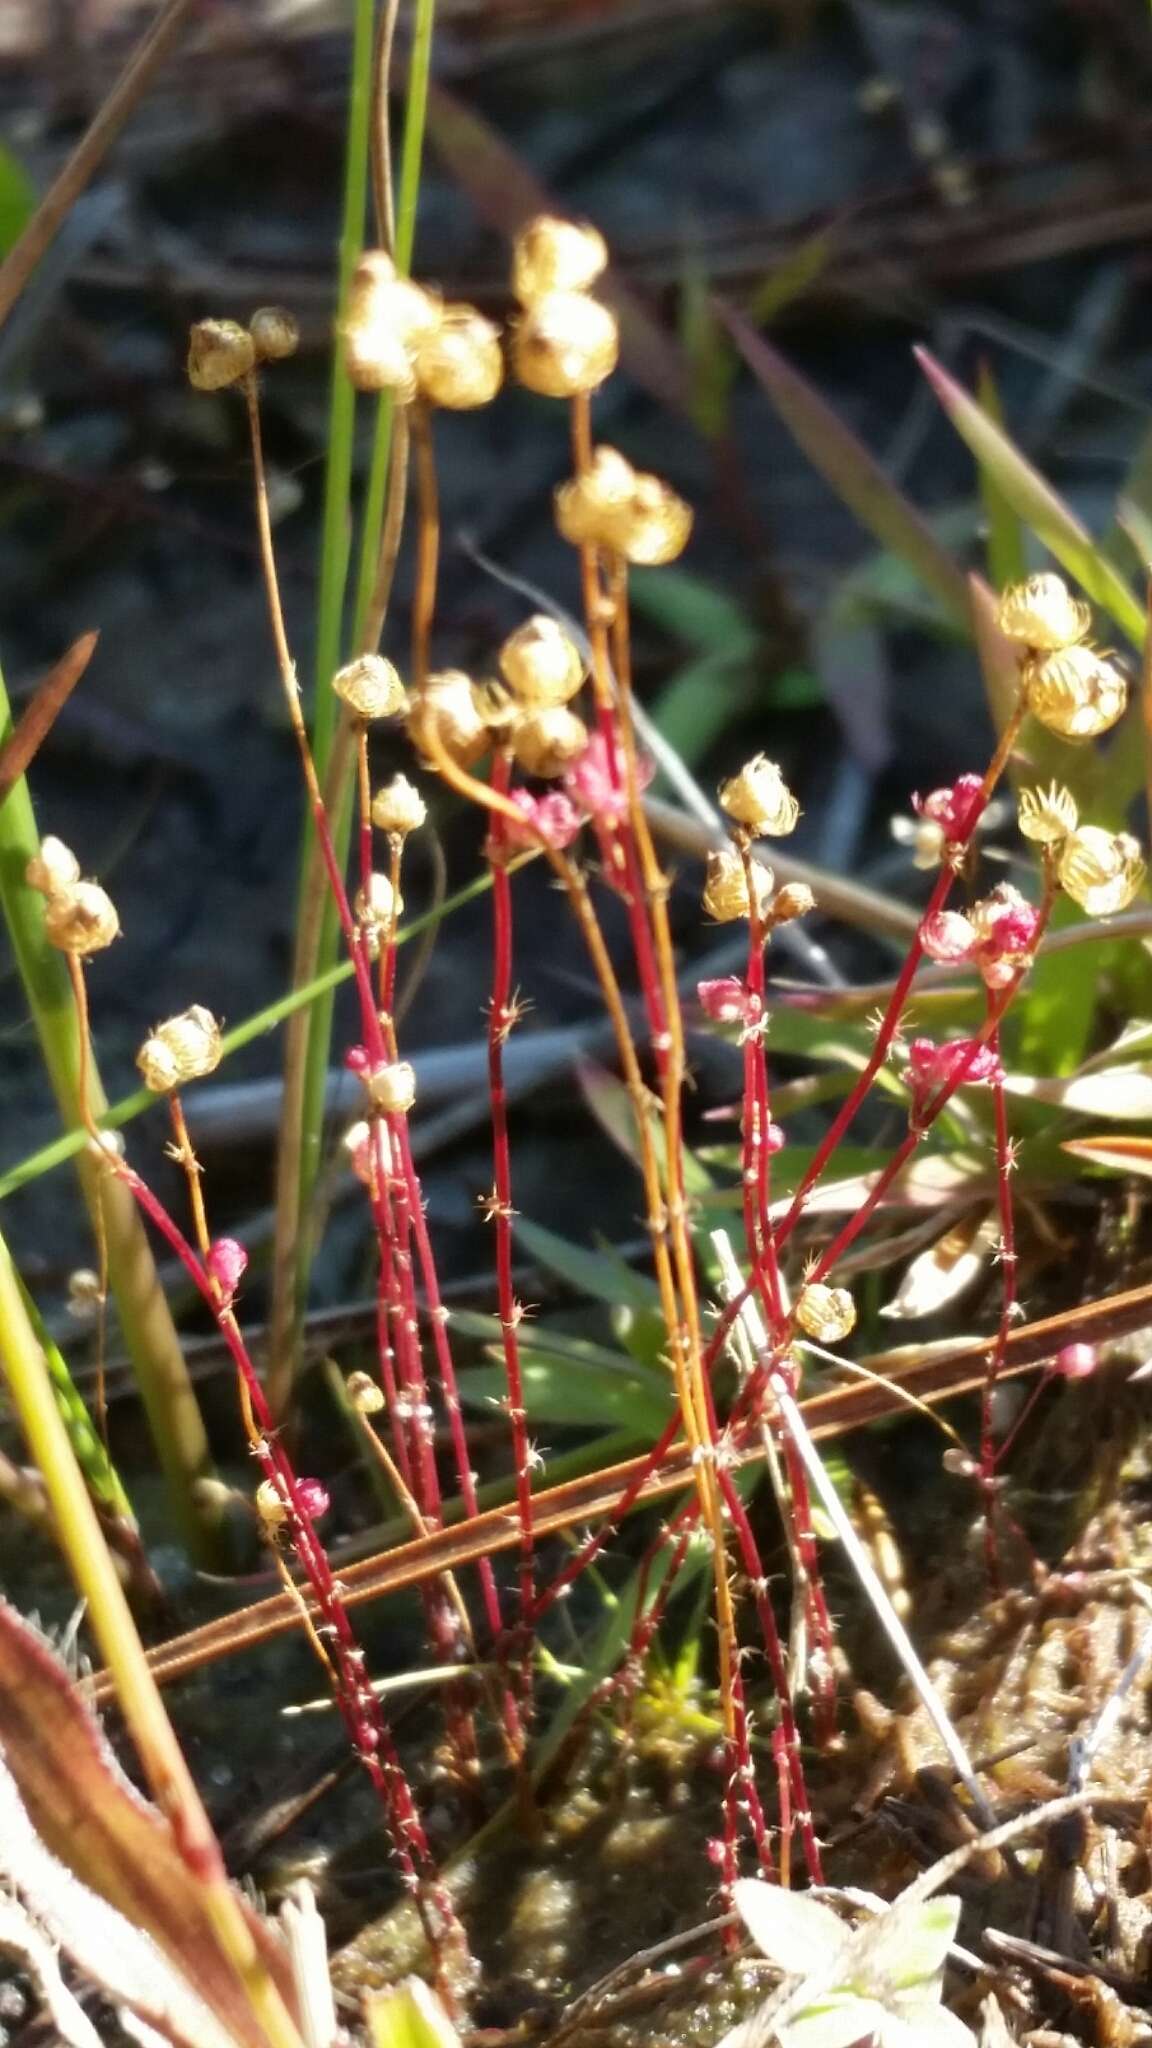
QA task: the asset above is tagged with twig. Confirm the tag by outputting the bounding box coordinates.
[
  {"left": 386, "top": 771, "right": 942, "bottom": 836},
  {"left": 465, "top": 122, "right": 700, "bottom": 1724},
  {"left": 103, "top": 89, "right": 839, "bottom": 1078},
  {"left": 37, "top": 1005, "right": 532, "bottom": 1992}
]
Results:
[
  {"left": 0, "top": 0, "right": 198, "bottom": 335},
  {"left": 0, "top": 634, "right": 97, "bottom": 803}
]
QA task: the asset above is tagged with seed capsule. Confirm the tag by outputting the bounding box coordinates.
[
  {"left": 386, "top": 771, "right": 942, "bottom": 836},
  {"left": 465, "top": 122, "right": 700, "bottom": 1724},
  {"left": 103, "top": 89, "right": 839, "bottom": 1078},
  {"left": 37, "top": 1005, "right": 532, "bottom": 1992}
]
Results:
[
  {"left": 43, "top": 881, "right": 120, "bottom": 956},
  {"left": 366, "top": 1060, "right": 417, "bottom": 1115},
  {"left": 511, "top": 706, "right": 589, "bottom": 778},
  {"left": 996, "top": 572, "right": 1090, "bottom": 652},
  {"left": 332, "top": 653, "right": 405, "bottom": 721},
  {"left": 415, "top": 305, "right": 503, "bottom": 409},
  {"left": 770, "top": 881, "right": 815, "bottom": 924},
  {"left": 499, "top": 615, "right": 585, "bottom": 708},
  {"left": 249, "top": 306, "right": 300, "bottom": 362},
  {"left": 1058, "top": 826, "right": 1145, "bottom": 916},
  {"left": 554, "top": 446, "right": 637, "bottom": 548},
  {"left": 603, "top": 471, "right": 693, "bottom": 565},
  {"left": 187, "top": 319, "right": 256, "bottom": 392},
  {"left": 26, "top": 836, "right": 79, "bottom": 896},
  {"left": 514, "top": 290, "right": 619, "bottom": 398},
  {"left": 346, "top": 1369, "right": 386, "bottom": 1414},
  {"left": 1017, "top": 782, "right": 1078, "bottom": 845},
  {"left": 1024, "top": 644, "right": 1127, "bottom": 739},
  {"left": 795, "top": 1283, "right": 856, "bottom": 1344},
  {"left": 513, "top": 216, "right": 608, "bottom": 302},
  {"left": 702, "top": 850, "right": 774, "bottom": 923},
  {"left": 371, "top": 774, "right": 427, "bottom": 837},
  {"left": 408, "top": 670, "right": 490, "bottom": 768},
  {"left": 719, "top": 755, "right": 799, "bottom": 837},
  {"left": 137, "top": 1005, "right": 222, "bottom": 1092}
]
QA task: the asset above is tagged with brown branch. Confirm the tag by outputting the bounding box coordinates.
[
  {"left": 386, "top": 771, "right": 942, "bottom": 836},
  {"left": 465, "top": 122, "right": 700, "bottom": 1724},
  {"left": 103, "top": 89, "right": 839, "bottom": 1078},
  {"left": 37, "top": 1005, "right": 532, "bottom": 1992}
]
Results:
[
  {"left": 0, "top": 632, "right": 97, "bottom": 803},
  {"left": 0, "top": 0, "right": 198, "bottom": 335},
  {"left": 90, "top": 1273, "right": 1152, "bottom": 1700}
]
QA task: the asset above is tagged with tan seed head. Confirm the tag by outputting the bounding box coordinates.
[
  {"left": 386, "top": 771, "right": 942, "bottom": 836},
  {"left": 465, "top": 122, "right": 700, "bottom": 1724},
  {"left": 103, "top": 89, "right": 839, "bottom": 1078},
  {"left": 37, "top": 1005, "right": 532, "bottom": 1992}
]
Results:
[
  {"left": 346, "top": 1369, "right": 386, "bottom": 1415},
  {"left": 795, "top": 1283, "right": 856, "bottom": 1344},
  {"left": 719, "top": 755, "right": 799, "bottom": 837},
  {"left": 554, "top": 446, "right": 637, "bottom": 548},
  {"left": 371, "top": 774, "right": 427, "bottom": 837},
  {"left": 996, "top": 572, "right": 1091, "bottom": 653},
  {"left": 136, "top": 1004, "right": 223, "bottom": 1092},
  {"left": 499, "top": 615, "right": 585, "bottom": 708},
  {"left": 702, "top": 850, "right": 774, "bottom": 924},
  {"left": 407, "top": 670, "right": 490, "bottom": 768},
  {"left": 1017, "top": 782, "right": 1078, "bottom": 846},
  {"left": 26, "top": 836, "right": 79, "bottom": 896},
  {"left": 187, "top": 319, "right": 255, "bottom": 392},
  {"left": 1024, "top": 644, "right": 1128, "bottom": 740},
  {"left": 415, "top": 305, "right": 503, "bottom": 409},
  {"left": 1058, "top": 826, "right": 1145, "bottom": 917},
  {"left": 43, "top": 881, "right": 119, "bottom": 956},
  {"left": 511, "top": 706, "right": 589, "bottom": 778},
  {"left": 366, "top": 1060, "right": 417, "bottom": 1115},
  {"left": 332, "top": 653, "right": 405, "bottom": 721},
  {"left": 513, "top": 216, "right": 608, "bottom": 302},
  {"left": 249, "top": 306, "right": 300, "bottom": 362},
  {"left": 513, "top": 290, "right": 619, "bottom": 398}
]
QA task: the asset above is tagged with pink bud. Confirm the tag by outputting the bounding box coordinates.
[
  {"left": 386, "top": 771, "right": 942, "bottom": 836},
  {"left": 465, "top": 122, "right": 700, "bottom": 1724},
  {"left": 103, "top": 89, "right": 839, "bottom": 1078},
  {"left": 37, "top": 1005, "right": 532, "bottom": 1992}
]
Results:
[
  {"left": 920, "top": 909, "right": 976, "bottom": 965},
  {"left": 493, "top": 788, "right": 583, "bottom": 855},
  {"left": 295, "top": 1476, "right": 330, "bottom": 1519},
  {"left": 563, "top": 730, "right": 654, "bottom": 821},
  {"left": 907, "top": 1036, "right": 1002, "bottom": 1117},
  {"left": 705, "top": 1836, "right": 727, "bottom": 1867},
  {"left": 344, "top": 1045, "right": 371, "bottom": 1075},
  {"left": 206, "top": 1237, "right": 248, "bottom": 1299},
  {"left": 765, "top": 1121, "right": 786, "bottom": 1154},
  {"left": 915, "top": 773, "right": 985, "bottom": 844},
  {"left": 1053, "top": 1342, "right": 1096, "bottom": 1380},
  {"left": 697, "top": 976, "right": 759, "bottom": 1026}
]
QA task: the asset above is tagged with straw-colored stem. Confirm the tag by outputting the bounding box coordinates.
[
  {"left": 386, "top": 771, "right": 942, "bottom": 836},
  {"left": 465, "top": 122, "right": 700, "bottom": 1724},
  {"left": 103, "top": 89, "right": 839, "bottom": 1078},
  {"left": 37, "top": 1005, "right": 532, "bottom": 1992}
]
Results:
[{"left": 0, "top": 1226, "right": 304, "bottom": 2048}]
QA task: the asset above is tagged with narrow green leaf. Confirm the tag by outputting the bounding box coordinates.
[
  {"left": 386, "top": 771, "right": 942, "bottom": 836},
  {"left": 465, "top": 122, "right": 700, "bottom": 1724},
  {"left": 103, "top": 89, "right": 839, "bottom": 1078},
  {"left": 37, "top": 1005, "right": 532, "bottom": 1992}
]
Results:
[
  {"left": 720, "top": 304, "right": 970, "bottom": 630},
  {"left": 975, "top": 361, "right": 1027, "bottom": 591},
  {"left": 513, "top": 1214, "right": 660, "bottom": 1313},
  {"left": 915, "top": 347, "right": 1146, "bottom": 647}
]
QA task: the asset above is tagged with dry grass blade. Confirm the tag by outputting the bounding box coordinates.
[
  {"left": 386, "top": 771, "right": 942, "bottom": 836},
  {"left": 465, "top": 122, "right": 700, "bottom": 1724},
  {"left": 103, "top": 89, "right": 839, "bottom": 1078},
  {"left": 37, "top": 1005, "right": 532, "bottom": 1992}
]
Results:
[
  {"left": 0, "top": 0, "right": 198, "bottom": 335},
  {"left": 0, "top": 1599, "right": 300, "bottom": 2048},
  {"left": 98, "top": 1276, "right": 1152, "bottom": 1698},
  {"left": 0, "top": 632, "right": 97, "bottom": 803}
]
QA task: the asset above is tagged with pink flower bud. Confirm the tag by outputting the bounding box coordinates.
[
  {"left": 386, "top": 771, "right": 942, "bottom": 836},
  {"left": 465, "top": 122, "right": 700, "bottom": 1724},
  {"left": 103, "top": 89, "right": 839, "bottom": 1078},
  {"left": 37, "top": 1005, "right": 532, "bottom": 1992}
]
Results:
[
  {"left": 920, "top": 910, "right": 976, "bottom": 964},
  {"left": 697, "top": 976, "right": 759, "bottom": 1026},
  {"left": 206, "top": 1237, "right": 248, "bottom": 1299},
  {"left": 765, "top": 1121, "right": 785, "bottom": 1154},
  {"left": 563, "top": 730, "right": 654, "bottom": 821},
  {"left": 907, "top": 1036, "right": 1002, "bottom": 1119},
  {"left": 915, "top": 772, "right": 985, "bottom": 844},
  {"left": 344, "top": 1044, "right": 371, "bottom": 1076},
  {"left": 295, "top": 1477, "right": 331, "bottom": 1519},
  {"left": 1053, "top": 1342, "right": 1096, "bottom": 1380},
  {"left": 493, "top": 788, "right": 583, "bottom": 855}
]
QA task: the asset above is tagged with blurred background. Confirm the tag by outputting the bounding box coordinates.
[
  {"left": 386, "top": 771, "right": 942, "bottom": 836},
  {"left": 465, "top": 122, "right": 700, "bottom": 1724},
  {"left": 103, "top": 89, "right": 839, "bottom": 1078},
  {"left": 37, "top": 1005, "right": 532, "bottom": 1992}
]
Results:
[{"left": 2, "top": 0, "right": 1150, "bottom": 1299}]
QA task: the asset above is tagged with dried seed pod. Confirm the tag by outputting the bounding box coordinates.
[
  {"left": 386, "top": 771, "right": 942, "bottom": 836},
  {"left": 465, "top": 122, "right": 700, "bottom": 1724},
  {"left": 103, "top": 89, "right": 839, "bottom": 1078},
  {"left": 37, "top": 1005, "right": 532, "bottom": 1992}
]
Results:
[
  {"left": 511, "top": 706, "right": 589, "bottom": 778},
  {"left": 342, "top": 254, "right": 440, "bottom": 396},
  {"left": 795, "top": 1282, "right": 856, "bottom": 1344},
  {"left": 43, "top": 881, "right": 120, "bottom": 956},
  {"left": 366, "top": 1060, "right": 417, "bottom": 1115},
  {"left": 603, "top": 471, "right": 693, "bottom": 565},
  {"left": 356, "top": 870, "right": 401, "bottom": 933},
  {"left": 770, "top": 881, "right": 815, "bottom": 924},
  {"left": 499, "top": 615, "right": 585, "bottom": 708},
  {"left": 1017, "top": 782, "right": 1078, "bottom": 845},
  {"left": 371, "top": 774, "right": 427, "bottom": 836},
  {"left": 346, "top": 1369, "right": 385, "bottom": 1414},
  {"left": 996, "top": 572, "right": 1090, "bottom": 652},
  {"left": 1058, "top": 826, "right": 1145, "bottom": 916},
  {"left": 408, "top": 670, "right": 490, "bottom": 768},
  {"left": 1024, "top": 644, "right": 1127, "bottom": 740},
  {"left": 249, "top": 306, "right": 300, "bottom": 362},
  {"left": 26, "top": 836, "right": 79, "bottom": 896},
  {"left": 415, "top": 305, "right": 503, "bottom": 409},
  {"left": 343, "top": 1119, "right": 374, "bottom": 1187},
  {"left": 513, "top": 216, "right": 608, "bottom": 302},
  {"left": 136, "top": 1005, "right": 223, "bottom": 1092},
  {"left": 554, "top": 446, "right": 636, "bottom": 548},
  {"left": 719, "top": 755, "right": 799, "bottom": 837},
  {"left": 332, "top": 653, "right": 405, "bottom": 721},
  {"left": 702, "top": 850, "right": 774, "bottom": 923},
  {"left": 187, "top": 319, "right": 256, "bottom": 392},
  {"left": 254, "top": 1478, "right": 289, "bottom": 1530},
  {"left": 513, "top": 290, "right": 619, "bottom": 398}
]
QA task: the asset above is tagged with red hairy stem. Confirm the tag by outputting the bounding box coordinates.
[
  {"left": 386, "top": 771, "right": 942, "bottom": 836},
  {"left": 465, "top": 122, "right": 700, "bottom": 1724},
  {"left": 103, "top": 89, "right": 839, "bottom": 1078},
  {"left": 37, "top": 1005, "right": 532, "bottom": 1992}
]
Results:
[
  {"left": 486, "top": 754, "right": 537, "bottom": 1732},
  {"left": 981, "top": 1024, "right": 1015, "bottom": 1589},
  {"left": 98, "top": 1145, "right": 464, "bottom": 1954}
]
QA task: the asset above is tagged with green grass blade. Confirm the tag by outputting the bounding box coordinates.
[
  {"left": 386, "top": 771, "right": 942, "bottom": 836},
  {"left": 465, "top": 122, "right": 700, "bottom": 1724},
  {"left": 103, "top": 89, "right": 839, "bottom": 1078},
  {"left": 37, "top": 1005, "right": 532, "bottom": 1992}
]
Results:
[
  {"left": 720, "top": 303, "right": 970, "bottom": 630},
  {"left": 0, "top": 657, "right": 215, "bottom": 1556},
  {"left": 16, "top": 1272, "right": 133, "bottom": 1523},
  {"left": 915, "top": 346, "right": 1146, "bottom": 647},
  {"left": 975, "top": 360, "right": 1027, "bottom": 591},
  {"left": 0, "top": 861, "right": 507, "bottom": 1200}
]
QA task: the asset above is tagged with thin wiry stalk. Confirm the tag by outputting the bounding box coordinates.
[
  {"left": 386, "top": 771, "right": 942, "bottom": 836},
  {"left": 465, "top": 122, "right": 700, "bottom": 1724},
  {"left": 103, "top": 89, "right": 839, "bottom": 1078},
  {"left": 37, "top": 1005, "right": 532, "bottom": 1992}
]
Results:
[
  {"left": 982, "top": 1024, "right": 1015, "bottom": 1589},
  {"left": 486, "top": 754, "right": 537, "bottom": 1731}
]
